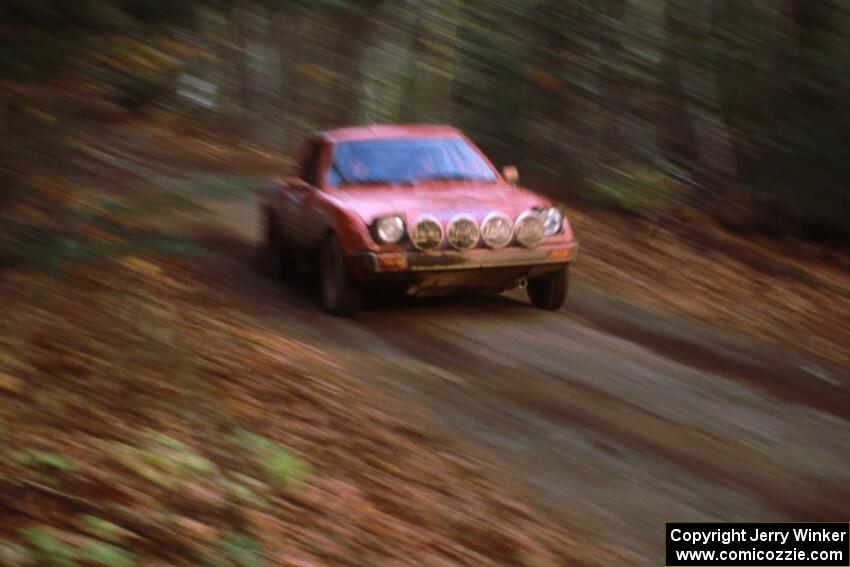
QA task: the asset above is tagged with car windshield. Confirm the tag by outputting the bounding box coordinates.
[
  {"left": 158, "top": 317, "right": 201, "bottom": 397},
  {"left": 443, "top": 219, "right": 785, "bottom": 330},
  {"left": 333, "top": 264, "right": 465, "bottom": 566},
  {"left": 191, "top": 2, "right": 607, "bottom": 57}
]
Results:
[{"left": 327, "top": 137, "right": 498, "bottom": 186}]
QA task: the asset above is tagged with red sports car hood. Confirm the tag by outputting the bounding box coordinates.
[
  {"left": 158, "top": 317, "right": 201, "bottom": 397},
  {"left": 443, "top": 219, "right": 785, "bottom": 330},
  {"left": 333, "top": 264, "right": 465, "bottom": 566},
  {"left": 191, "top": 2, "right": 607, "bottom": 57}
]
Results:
[{"left": 327, "top": 182, "right": 551, "bottom": 225}]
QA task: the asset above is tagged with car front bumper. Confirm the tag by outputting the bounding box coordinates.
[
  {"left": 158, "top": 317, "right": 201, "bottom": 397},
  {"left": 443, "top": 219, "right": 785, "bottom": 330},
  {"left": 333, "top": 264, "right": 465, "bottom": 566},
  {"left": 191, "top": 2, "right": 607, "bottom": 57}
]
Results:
[
  {"left": 352, "top": 241, "right": 577, "bottom": 295},
  {"left": 357, "top": 241, "right": 578, "bottom": 273}
]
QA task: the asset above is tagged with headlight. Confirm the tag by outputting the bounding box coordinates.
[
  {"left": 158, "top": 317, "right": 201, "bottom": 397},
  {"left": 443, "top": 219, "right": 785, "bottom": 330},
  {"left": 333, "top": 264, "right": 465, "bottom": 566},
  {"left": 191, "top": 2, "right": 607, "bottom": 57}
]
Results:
[
  {"left": 372, "top": 215, "right": 405, "bottom": 243},
  {"left": 409, "top": 215, "right": 444, "bottom": 250},
  {"left": 514, "top": 210, "right": 545, "bottom": 248},
  {"left": 447, "top": 214, "right": 480, "bottom": 250},
  {"left": 480, "top": 212, "right": 513, "bottom": 249},
  {"left": 542, "top": 207, "right": 563, "bottom": 235}
]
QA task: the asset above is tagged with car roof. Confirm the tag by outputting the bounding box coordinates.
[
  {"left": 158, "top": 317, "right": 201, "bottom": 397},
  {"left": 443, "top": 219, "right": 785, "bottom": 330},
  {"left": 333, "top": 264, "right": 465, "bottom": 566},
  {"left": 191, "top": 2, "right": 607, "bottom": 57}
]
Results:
[{"left": 316, "top": 124, "right": 464, "bottom": 143}]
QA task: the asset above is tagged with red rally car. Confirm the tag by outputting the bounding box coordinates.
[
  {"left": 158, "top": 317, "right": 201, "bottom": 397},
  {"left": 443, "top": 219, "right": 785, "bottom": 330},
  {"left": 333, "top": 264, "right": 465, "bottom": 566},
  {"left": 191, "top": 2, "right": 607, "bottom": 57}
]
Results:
[{"left": 258, "top": 125, "right": 579, "bottom": 316}]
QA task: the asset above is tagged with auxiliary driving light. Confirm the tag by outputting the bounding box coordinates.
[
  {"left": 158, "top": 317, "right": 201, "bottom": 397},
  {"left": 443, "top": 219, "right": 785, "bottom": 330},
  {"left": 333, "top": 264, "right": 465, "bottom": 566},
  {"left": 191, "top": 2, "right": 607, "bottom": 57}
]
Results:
[
  {"left": 447, "top": 214, "right": 480, "bottom": 250},
  {"left": 481, "top": 212, "right": 513, "bottom": 249},
  {"left": 514, "top": 210, "right": 545, "bottom": 248},
  {"left": 410, "top": 215, "right": 444, "bottom": 250}
]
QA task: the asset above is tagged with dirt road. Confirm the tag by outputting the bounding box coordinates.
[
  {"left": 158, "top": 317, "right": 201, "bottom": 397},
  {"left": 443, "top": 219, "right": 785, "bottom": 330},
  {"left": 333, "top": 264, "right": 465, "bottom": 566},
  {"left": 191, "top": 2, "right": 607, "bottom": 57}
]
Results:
[{"left": 200, "top": 199, "right": 850, "bottom": 565}]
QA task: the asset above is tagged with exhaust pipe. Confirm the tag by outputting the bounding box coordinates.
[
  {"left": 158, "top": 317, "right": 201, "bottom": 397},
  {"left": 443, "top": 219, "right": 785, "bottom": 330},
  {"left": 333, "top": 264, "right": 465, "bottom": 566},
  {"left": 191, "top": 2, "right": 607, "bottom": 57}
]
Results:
[{"left": 517, "top": 276, "right": 528, "bottom": 289}]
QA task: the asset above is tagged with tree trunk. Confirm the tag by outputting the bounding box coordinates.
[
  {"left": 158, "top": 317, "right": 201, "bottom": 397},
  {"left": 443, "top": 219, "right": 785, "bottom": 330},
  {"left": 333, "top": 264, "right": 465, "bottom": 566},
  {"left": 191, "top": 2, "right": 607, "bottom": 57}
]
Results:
[{"left": 672, "top": 0, "right": 739, "bottom": 188}]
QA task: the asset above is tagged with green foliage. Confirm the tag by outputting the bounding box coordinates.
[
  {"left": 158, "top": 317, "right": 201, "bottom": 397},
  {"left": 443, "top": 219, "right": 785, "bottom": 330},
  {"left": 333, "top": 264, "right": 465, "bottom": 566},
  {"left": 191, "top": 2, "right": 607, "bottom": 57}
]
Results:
[
  {"left": 77, "top": 540, "right": 135, "bottom": 567},
  {"left": 222, "top": 477, "right": 267, "bottom": 508},
  {"left": 79, "top": 516, "right": 132, "bottom": 544},
  {"left": 19, "top": 526, "right": 78, "bottom": 567},
  {"left": 209, "top": 533, "right": 264, "bottom": 567},
  {"left": 110, "top": 430, "right": 221, "bottom": 489},
  {"left": 141, "top": 432, "right": 220, "bottom": 477},
  {"left": 233, "top": 430, "right": 312, "bottom": 490},
  {"left": 18, "top": 525, "right": 135, "bottom": 567},
  {"left": 16, "top": 449, "right": 80, "bottom": 473}
]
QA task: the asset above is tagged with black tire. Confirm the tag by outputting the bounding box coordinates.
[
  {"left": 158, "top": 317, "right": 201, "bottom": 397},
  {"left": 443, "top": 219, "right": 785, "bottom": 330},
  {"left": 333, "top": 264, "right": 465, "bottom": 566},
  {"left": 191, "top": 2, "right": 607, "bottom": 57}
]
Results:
[
  {"left": 320, "top": 234, "right": 362, "bottom": 316},
  {"left": 527, "top": 266, "right": 569, "bottom": 310},
  {"left": 257, "top": 209, "right": 287, "bottom": 279}
]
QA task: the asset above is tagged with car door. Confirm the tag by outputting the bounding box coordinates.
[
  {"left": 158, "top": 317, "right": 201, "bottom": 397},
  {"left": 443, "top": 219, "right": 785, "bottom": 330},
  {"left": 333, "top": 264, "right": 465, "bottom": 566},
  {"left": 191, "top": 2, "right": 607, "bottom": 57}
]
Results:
[{"left": 279, "top": 140, "right": 323, "bottom": 249}]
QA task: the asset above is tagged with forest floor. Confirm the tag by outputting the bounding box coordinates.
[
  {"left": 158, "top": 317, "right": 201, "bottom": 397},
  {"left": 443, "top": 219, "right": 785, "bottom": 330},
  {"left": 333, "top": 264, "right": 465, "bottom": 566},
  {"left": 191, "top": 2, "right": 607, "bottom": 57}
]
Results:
[
  {"left": 1, "top": 121, "right": 848, "bottom": 565},
  {"left": 571, "top": 207, "right": 850, "bottom": 369}
]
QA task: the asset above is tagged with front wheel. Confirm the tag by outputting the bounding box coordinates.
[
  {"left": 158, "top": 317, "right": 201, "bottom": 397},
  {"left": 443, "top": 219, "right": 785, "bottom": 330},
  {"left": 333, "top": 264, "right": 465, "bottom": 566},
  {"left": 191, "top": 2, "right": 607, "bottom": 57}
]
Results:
[
  {"left": 527, "top": 266, "right": 569, "bottom": 310},
  {"left": 320, "top": 234, "right": 362, "bottom": 317}
]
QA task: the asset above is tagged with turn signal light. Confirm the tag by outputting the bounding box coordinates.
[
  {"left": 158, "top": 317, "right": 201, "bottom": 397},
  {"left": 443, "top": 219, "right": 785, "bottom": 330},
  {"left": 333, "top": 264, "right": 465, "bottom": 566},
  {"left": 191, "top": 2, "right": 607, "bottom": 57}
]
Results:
[
  {"left": 547, "top": 247, "right": 574, "bottom": 261},
  {"left": 376, "top": 254, "right": 408, "bottom": 271}
]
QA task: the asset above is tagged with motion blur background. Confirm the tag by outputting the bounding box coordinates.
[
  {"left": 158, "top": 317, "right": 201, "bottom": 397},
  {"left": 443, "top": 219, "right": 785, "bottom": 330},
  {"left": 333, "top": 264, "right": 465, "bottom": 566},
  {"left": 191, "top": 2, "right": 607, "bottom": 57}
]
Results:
[
  {"left": 3, "top": 0, "right": 849, "bottom": 251},
  {"left": 2, "top": 2, "right": 850, "bottom": 566}
]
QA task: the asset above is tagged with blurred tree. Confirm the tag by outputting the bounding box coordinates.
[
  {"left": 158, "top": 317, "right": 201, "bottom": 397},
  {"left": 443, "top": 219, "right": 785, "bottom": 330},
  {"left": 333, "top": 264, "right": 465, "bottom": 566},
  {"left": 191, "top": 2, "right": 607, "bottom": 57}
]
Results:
[{"left": 2, "top": 0, "right": 849, "bottom": 248}]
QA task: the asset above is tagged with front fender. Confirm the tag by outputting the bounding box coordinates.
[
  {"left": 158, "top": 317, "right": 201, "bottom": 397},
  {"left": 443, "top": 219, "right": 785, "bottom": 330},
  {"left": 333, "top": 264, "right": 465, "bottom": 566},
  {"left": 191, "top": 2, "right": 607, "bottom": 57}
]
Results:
[{"left": 311, "top": 197, "right": 375, "bottom": 254}]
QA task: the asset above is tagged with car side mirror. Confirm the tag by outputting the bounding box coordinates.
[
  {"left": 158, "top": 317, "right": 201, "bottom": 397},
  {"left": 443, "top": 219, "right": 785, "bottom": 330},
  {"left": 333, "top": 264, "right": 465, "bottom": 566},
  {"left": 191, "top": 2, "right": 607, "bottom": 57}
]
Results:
[{"left": 502, "top": 166, "right": 519, "bottom": 185}]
